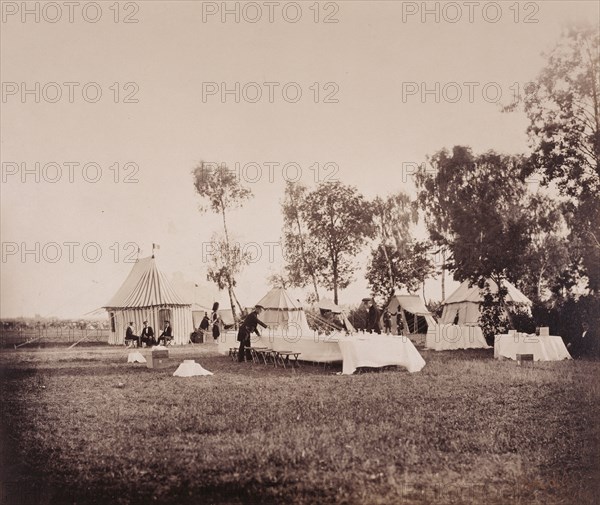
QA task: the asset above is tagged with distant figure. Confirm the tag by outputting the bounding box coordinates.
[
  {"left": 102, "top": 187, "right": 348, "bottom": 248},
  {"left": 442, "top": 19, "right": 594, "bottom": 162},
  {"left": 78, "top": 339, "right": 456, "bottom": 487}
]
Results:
[
  {"left": 569, "top": 321, "right": 597, "bottom": 359},
  {"left": 199, "top": 312, "right": 210, "bottom": 339},
  {"left": 124, "top": 322, "right": 139, "bottom": 347},
  {"left": 140, "top": 320, "right": 156, "bottom": 347},
  {"left": 366, "top": 299, "right": 381, "bottom": 334},
  {"left": 383, "top": 309, "right": 392, "bottom": 334},
  {"left": 211, "top": 302, "right": 221, "bottom": 340},
  {"left": 453, "top": 312, "right": 460, "bottom": 325},
  {"left": 396, "top": 312, "right": 404, "bottom": 336},
  {"left": 237, "top": 305, "right": 268, "bottom": 362},
  {"left": 157, "top": 320, "right": 173, "bottom": 346}
]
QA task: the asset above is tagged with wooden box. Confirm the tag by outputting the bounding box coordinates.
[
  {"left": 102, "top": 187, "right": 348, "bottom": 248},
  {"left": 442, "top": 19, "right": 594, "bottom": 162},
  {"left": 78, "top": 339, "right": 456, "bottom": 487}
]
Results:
[
  {"left": 516, "top": 353, "right": 534, "bottom": 366},
  {"left": 147, "top": 356, "right": 171, "bottom": 369}
]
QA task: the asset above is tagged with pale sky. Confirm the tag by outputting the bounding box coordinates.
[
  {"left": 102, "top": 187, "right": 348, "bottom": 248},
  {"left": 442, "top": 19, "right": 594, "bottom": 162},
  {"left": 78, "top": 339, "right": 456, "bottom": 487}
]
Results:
[{"left": 1, "top": 1, "right": 598, "bottom": 318}]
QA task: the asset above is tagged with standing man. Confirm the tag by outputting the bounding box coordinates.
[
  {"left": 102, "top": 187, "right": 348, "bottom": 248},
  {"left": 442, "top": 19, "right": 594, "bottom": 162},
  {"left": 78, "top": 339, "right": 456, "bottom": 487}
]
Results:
[
  {"left": 366, "top": 299, "right": 381, "bottom": 334},
  {"left": 569, "top": 321, "right": 597, "bottom": 359},
  {"left": 237, "top": 305, "right": 268, "bottom": 362},
  {"left": 382, "top": 309, "right": 392, "bottom": 335},
  {"left": 124, "top": 322, "right": 138, "bottom": 347},
  {"left": 157, "top": 320, "right": 173, "bottom": 346},
  {"left": 140, "top": 320, "right": 156, "bottom": 347}
]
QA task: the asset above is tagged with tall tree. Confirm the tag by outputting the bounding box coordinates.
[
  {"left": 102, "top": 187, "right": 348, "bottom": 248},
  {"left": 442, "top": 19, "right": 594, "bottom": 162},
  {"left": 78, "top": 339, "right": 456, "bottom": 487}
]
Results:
[
  {"left": 281, "top": 182, "right": 322, "bottom": 301},
  {"left": 366, "top": 241, "right": 435, "bottom": 305},
  {"left": 414, "top": 150, "right": 470, "bottom": 300},
  {"left": 516, "top": 25, "right": 600, "bottom": 292},
  {"left": 192, "top": 162, "right": 252, "bottom": 324},
  {"left": 416, "top": 146, "right": 541, "bottom": 336},
  {"left": 205, "top": 233, "right": 251, "bottom": 315},
  {"left": 303, "top": 181, "right": 375, "bottom": 304},
  {"left": 372, "top": 193, "right": 417, "bottom": 295}
]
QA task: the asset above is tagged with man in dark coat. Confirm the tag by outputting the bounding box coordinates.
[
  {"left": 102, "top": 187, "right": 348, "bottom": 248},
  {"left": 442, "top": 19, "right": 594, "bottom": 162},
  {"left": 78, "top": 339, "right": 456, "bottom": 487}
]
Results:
[
  {"left": 124, "top": 322, "right": 139, "bottom": 347},
  {"left": 366, "top": 300, "right": 381, "bottom": 334},
  {"left": 569, "top": 322, "right": 597, "bottom": 359},
  {"left": 157, "top": 320, "right": 173, "bottom": 346},
  {"left": 199, "top": 313, "right": 210, "bottom": 332},
  {"left": 140, "top": 320, "right": 156, "bottom": 347},
  {"left": 237, "top": 305, "right": 268, "bottom": 362}
]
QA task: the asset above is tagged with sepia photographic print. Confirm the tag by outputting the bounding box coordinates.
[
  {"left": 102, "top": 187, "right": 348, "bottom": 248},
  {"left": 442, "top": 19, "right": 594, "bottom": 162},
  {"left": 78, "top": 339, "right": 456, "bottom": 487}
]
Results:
[{"left": 1, "top": 1, "right": 599, "bottom": 504}]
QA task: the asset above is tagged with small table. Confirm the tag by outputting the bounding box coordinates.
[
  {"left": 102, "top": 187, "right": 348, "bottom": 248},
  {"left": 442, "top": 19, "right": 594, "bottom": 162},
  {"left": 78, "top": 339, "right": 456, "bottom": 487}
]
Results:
[
  {"left": 274, "top": 351, "right": 301, "bottom": 368},
  {"left": 494, "top": 334, "right": 572, "bottom": 361}
]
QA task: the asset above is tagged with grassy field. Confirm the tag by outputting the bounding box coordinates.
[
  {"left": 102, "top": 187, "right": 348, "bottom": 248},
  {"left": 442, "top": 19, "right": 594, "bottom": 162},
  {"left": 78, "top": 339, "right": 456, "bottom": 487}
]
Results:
[{"left": 1, "top": 339, "right": 598, "bottom": 505}]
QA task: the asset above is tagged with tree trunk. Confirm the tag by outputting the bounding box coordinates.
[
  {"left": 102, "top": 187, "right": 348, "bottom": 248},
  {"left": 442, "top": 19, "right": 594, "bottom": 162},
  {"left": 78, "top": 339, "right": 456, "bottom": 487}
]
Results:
[
  {"left": 291, "top": 192, "right": 320, "bottom": 301},
  {"left": 220, "top": 201, "right": 238, "bottom": 327},
  {"left": 441, "top": 248, "right": 446, "bottom": 301},
  {"left": 332, "top": 254, "right": 339, "bottom": 305},
  {"left": 494, "top": 275, "right": 515, "bottom": 329},
  {"left": 380, "top": 241, "right": 395, "bottom": 296}
]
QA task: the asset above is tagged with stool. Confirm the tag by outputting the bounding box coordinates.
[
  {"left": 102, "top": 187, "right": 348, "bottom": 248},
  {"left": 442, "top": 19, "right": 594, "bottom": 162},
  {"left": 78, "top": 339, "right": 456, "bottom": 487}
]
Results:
[
  {"left": 275, "top": 351, "right": 301, "bottom": 369},
  {"left": 249, "top": 347, "right": 268, "bottom": 364},
  {"left": 228, "top": 347, "right": 238, "bottom": 361}
]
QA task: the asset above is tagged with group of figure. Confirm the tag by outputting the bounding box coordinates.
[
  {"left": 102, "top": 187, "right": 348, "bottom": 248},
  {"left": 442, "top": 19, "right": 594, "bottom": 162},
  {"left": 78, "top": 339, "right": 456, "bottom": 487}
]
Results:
[
  {"left": 365, "top": 299, "right": 405, "bottom": 336},
  {"left": 197, "top": 302, "right": 223, "bottom": 342},
  {"left": 125, "top": 320, "right": 172, "bottom": 348}
]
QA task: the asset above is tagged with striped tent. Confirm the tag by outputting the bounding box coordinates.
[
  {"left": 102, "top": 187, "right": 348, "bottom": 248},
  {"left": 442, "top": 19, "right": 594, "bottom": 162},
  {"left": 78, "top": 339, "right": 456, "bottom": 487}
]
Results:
[{"left": 104, "top": 256, "right": 193, "bottom": 345}]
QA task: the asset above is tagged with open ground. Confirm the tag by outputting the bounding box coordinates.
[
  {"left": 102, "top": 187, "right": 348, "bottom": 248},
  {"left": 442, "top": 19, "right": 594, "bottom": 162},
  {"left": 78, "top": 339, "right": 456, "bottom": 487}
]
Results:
[{"left": 1, "top": 339, "right": 598, "bottom": 505}]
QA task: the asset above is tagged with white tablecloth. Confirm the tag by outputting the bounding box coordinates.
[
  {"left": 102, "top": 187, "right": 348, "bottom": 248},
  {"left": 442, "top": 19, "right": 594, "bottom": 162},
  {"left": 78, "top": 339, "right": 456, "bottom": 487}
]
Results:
[
  {"left": 494, "top": 334, "right": 572, "bottom": 361},
  {"left": 425, "top": 324, "right": 490, "bottom": 351},
  {"left": 337, "top": 335, "right": 426, "bottom": 374}
]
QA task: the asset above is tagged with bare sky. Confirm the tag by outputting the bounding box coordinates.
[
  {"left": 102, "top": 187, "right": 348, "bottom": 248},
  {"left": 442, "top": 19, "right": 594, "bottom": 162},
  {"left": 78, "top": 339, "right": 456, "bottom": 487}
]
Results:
[{"left": 1, "top": 0, "right": 598, "bottom": 318}]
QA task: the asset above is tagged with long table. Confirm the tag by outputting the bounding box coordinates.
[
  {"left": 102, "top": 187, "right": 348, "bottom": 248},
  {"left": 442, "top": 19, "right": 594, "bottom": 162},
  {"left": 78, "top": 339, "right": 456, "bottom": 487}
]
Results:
[
  {"left": 494, "top": 334, "right": 572, "bottom": 361},
  {"left": 217, "top": 330, "right": 343, "bottom": 363},
  {"left": 337, "top": 335, "right": 426, "bottom": 375}
]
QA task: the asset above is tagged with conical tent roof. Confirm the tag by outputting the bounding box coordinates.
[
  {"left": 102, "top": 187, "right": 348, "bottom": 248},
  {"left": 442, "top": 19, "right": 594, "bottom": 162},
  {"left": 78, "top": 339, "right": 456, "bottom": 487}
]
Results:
[
  {"left": 444, "top": 279, "right": 531, "bottom": 305},
  {"left": 253, "top": 287, "right": 313, "bottom": 335},
  {"left": 318, "top": 298, "right": 342, "bottom": 313},
  {"left": 388, "top": 295, "right": 433, "bottom": 315},
  {"left": 255, "top": 287, "right": 302, "bottom": 311},
  {"left": 104, "top": 256, "right": 189, "bottom": 308}
]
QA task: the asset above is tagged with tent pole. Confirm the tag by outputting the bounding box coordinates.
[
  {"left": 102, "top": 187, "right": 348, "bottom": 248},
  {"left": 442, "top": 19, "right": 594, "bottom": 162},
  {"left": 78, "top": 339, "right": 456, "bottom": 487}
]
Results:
[
  {"left": 68, "top": 331, "right": 92, "bottom": 349},
  {"left": 14, "top": 333, "right": 45, "bottom": 349}
]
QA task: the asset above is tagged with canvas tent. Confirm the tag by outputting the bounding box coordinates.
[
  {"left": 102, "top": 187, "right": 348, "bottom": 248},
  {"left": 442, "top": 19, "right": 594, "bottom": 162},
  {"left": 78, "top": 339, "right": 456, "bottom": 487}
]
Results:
[
  {"left": 440, "top": 278, "right": 532, "bottom": 326},
  {"left": 217, "top": 287, "right": 343, "bottom": 362},
  {"left": 191, "top": 302, "right": 235, "bottom": 329},
  {"left": 317, "top": 298, "right": 356, "bottom": 333},
  {"left": 104, "top": 256, "right": 194, "bottom": 345},
  {"left": 255, "top": 287, "right": 313, "bottom": 336},
  {"left": 385, "top": 295, "right": 436, "bottom": 335}
]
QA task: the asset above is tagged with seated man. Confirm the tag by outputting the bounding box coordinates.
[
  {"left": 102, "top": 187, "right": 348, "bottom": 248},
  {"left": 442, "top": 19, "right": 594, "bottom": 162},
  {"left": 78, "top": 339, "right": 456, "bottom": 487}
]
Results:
[
  {"left": 124, "top": 322, "right": 139, "bottom": 347},
  {"left": 157, "top": 320, "right": 173, "bottom": 346},
  {"left": 140, "top": 320, "right": 156, "bottom": 347}
]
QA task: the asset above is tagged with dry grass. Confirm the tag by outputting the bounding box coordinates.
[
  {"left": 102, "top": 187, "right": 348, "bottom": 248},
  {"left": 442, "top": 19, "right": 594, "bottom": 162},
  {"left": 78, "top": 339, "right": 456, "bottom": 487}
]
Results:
[{"left": 1, "top": 341, "right": 598, "bottom": 505}]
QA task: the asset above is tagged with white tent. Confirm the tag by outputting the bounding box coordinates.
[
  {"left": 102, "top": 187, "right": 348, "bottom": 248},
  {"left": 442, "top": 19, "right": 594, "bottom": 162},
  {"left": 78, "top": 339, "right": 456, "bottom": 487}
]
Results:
[
  {"left": 255, "top": 287, "right": 313, "bottom": 336},
  {"left": 385, "top": 295, "right": 436, "bottom": 335},
  {"left": 217, "top": 287, "right": 342, "bottom": 362},
  {"left": 317, "top": 298, "right": 356, "bottom": 333},
  {"left": 440, "top": 278, "right": 532, "bottom": 325},
  {"left": 104, "top": 256, "right": 194, "bottom": 345}
]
